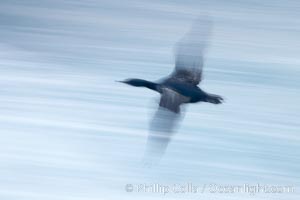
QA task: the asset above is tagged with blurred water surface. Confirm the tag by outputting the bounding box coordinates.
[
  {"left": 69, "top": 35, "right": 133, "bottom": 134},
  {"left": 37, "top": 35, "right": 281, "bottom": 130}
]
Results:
[{"left": 0, "top": 0, "right": 299, "bottom": 199}]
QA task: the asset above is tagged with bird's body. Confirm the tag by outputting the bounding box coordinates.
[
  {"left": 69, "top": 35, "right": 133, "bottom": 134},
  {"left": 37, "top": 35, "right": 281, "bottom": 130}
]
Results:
[
  {"left": 121, "top": 76, "right": 222, "bottom": 112},
  {"left": 119, "top": 17, "right": 224, "bottom": 164}
]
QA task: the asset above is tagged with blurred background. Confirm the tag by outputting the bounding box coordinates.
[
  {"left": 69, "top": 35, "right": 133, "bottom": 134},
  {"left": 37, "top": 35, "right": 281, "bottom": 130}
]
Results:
[{"left": 0, "top": 0, "right": 299, "bottom": 199}]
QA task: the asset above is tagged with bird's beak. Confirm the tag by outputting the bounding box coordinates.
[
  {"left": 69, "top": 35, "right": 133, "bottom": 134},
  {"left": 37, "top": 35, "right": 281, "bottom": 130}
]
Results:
[
  {"left": 116, "top": 80, "right": 125, "bottom": 83},
  {"left": 116, "top": 79, "right": 131, "bottom": 84}
]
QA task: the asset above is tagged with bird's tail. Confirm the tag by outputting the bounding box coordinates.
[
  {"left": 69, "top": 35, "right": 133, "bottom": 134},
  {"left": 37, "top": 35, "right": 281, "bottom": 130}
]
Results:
[
  {"left": 205, "top": 93, "right": 224, "bottom": 104},
  {"left": 118, "top": 78, "right": 159, "bottom": 92}
]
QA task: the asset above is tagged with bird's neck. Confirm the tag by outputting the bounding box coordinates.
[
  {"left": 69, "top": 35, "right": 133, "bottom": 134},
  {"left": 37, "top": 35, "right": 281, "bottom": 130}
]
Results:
[{"left": 143, "top": 80, "right": 158, "bottom": 91}]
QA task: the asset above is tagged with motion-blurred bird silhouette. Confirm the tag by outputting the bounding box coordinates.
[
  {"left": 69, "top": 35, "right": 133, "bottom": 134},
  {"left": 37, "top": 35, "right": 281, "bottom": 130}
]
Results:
[{"left": 119, "top": 17, "right": 224, "bottom": 164}]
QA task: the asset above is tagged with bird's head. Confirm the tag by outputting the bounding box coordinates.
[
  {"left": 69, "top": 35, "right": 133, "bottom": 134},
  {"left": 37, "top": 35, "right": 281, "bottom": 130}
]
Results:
[{"left": 117, "top": 78, "right": 147, "bottom": 87}]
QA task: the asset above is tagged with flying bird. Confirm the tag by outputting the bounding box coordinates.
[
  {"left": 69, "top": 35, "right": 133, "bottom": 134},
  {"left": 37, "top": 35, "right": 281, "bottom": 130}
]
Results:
[{"left": 119, "top": 17, "right": 224, "bottom": 164}]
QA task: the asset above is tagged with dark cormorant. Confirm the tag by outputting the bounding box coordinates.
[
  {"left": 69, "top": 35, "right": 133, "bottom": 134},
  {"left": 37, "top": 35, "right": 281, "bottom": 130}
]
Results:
[{"left": 119, "top": 17, "right": 224, "bottom": 163}]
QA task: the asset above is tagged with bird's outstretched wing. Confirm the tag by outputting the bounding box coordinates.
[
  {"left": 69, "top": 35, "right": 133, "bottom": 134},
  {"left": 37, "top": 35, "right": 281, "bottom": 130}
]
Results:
[
  {"left": 143, "top": 107, "right": 179, "bottom": 164},
  {"left": 159, "top": 88, "right": 189, "bottom": 113},
  {"left": 143, "top": 88, "right": 188, "bottom": 164},
  {"left": 169, "top": 17, "right": 212, "bottom": 86},
  {"left": 143, "top": 17, "right": 213, "bottom": 165}
]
